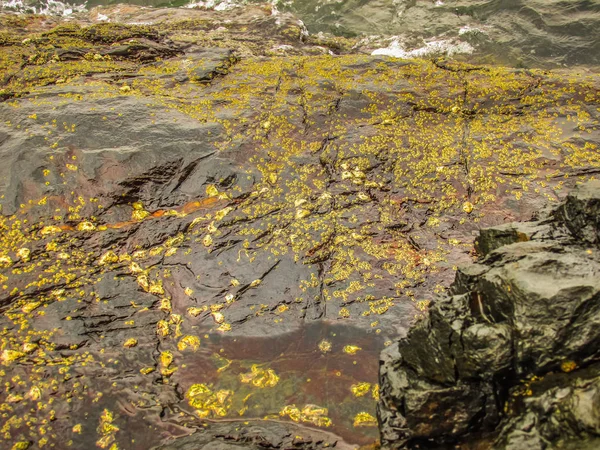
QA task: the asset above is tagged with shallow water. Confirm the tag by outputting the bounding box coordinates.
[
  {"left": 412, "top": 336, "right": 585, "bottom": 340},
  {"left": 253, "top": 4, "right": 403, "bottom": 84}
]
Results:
[{"left": 174, "top": 321, "right": 383, "bottom": 445}]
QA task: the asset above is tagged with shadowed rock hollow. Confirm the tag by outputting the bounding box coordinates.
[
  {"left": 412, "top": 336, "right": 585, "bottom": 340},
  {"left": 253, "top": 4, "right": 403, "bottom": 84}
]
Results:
[{"left": 0, "top": 5, "right": 599, "bottom": 450}]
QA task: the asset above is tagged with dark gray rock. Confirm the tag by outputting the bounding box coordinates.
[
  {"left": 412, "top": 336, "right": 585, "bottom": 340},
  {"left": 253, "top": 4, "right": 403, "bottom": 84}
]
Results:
[{"left": 378, "top": 181, "right": 600, "bottom": 449}]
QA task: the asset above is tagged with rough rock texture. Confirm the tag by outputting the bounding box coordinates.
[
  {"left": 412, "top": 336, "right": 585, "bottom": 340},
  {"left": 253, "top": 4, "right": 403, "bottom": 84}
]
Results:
[
  {"left": 378, "top": 180, "right": 600, "bottom": 449},
  {"left": 0, "top": 5, "right": 599, "bottom": 450}
]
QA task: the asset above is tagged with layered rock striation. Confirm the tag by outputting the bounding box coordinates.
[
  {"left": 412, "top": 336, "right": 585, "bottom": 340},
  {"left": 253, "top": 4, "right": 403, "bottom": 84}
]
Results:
[{"left": 378, "top": 180, "right": 600, "bottom": 449}]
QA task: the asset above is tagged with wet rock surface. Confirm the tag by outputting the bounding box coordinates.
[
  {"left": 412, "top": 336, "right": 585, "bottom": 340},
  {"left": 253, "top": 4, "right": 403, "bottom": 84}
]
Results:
[
  {"left": 0, "top": 5, "right": 599, "bottom": 450},
  {"left": 378, "top": 180, "right": 600, "bottom": 449}
]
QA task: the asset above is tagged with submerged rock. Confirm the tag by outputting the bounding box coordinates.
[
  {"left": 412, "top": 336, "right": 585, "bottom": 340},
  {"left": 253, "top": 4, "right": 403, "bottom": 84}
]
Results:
[{"left": 378, "top": 180, "right": 600, "bottom": 449}]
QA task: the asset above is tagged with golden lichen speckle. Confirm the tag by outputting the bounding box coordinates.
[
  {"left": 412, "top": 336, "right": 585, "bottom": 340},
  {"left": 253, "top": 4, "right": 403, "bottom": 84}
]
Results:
[
  {"left": 239, "top": 364, "right": 280, "bottom": 388},
  {"left": 353, "top": 412, "right": 377, "bottom": 427},
  {"left": 318, "top": 339, "right": 332, "bottom": 354},
  {"left": 123, "top": 338, "right": 138, "bottom": 348}
]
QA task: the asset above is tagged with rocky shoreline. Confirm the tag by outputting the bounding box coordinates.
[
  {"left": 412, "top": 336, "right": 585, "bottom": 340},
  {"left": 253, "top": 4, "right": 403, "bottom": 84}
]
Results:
[
  {"left": 379, "top": 180, "right": 600, "bottom": 450},
  {"left": 0, "top": 5, "right": 599, "bottom": 450}
]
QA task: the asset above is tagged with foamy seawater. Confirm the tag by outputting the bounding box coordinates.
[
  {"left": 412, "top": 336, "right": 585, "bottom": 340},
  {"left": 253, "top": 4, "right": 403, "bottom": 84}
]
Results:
[{"left": 1, "top": 1, "right": 598, "bottom": 71}]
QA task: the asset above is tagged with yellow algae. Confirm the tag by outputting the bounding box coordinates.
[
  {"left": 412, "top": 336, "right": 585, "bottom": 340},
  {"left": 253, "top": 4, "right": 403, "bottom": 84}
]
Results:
[
  {"left": 77, "top": 221, "right": 96, "bottom": 232},
  {"left": 186, "top": 384, "right": 233, "bottom": 417},
  {"left": 22, "top": 342, "right": 38, "bottom": 354},
  {"left": 353, "top": 412, "right": 377, "bottom": 427},
  {"left": 212, "top": 311, "right": 225, "bottom": 324},
  {"left": 0, "top": 254, "right": 13, "bottom": 268},
  {"left": 318, "top": 339, "right": 332, "bottom": 354},
  {"left": 98, "top": 251, "right": 119, "bottom": 265},
  {"left": 131, "top": 202, "right": 150, "bottom": 221},
  {"left": 28, "top": 386, "right": 42, "bottom": 401},
  {"left": 239, "top": 364, "right": 280, "bottom": 388},
  {"left": 561, "top": 360, "right": 577, "bottom": 373},
  {"left": 279, "top": 404, "right": 332, "bottom": 427},
  {"left": 206, "top": 185, "right": 219, "bottom": 197},
  {"left": 22, "top": 301, "right": 41, "bottom": 314},
  {"left": 1, "top": 349, "right": 26, "bottom": 365},
  {"left": 350, "top": 382, "right": 372, "bottom": 397},
  {"left": 123, "top": 338, "right": 138, "bottom": 348},
  {"left": 148, "top": 279, "right": 164, "bottom": 295},
  {"left": 156, "top": 320, "right": 170, "bottom": 337},
  {"left": 178, "top": 335, "right": 200, "bottom": 351},
  {"left": 159, "top": 297, "right": 172, "bottom": 313},
  {"left": 343, "top": 345, "right": 362, "bottom": 355},
  {"left": 16, "top": 247, "right": 30, "bottom": 261},
  {"left": 372, "top": 383, "right": 380, "bottom": 400},
  {"left": 217, "top": 322, "right": 231, "bottom": 332},
  {"left": 187, "top": 306, "right": 205, "bottom": 317},
  {"left": 96, "top": 409, "right": 118, "bottom": 449},
  {"left": 40, "top": 225, "right": 62, "bottom": 236}
]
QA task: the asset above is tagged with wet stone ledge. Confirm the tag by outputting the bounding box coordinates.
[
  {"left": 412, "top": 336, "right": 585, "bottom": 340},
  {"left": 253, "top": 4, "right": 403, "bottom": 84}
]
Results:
[{"left": 0, "top": 5, "right": 599, "bottom": 450}]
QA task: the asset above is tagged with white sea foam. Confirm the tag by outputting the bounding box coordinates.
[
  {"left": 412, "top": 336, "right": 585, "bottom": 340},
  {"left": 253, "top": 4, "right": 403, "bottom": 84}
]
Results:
[
  {"left": 371, "top": 38, "right": 474, "bottom": 59},
  {"left": 0, "top": 0, "right": 86, "bottom": 15},
  {"left": 184, "top": 0, "right": 245, "bottom": 10}
]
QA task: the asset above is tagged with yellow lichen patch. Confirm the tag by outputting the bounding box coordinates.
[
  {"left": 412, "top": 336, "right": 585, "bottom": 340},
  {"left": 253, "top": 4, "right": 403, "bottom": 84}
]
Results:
[
  {"left": 22, "top": 301, "right": 41, "bottom": 314},
  {"left": 205, "top": 185, "right": 219, "bottom": 197},
  {"left": 561, "top": 360, "right": 577, "bottom": 373},
  {"left": 28, "top": 385, "right": 42, "bottom": 401},
  {"left": 96, "top": 409, "right": 119, "bottom": 449},
  {"left": 1, "top": 349, "right": 26, "bottom": 365},
  {"left": 140, "top": 367, "right": 155, "bottom": 375},
  {"left": 249, "top": 279, "right": 261, "bottom": 288},
  {"left": 462, "top": 201, "right": 474, "bottom": 214},
  {"left": 217, "top": 322, "right": 231, "bottom": 332},
  {"left": 159, "top": 351, "right": 176, "bottom": 376},
  {"left": 211, "top": 311, "right": 225, "bottom": 324},
  {"left": 279, "top": 404, "right": 332, "bottom": 427},
  {"left": 317, "top": 339, "right": 332, "bottom": 354},
  {"left": 178, "top": 335, "right": 200, "bottom": 351},
  {"left": 214, "top": 206, "right": 233, "bottom": 221},
  {"left": 131, "top": 202, "right": 150, "bottom": 221},
  {"left": 123, "top": 338, "right": 138, "bottom": 348},
  {"left": 338, "top": 307, "right": 350, "bottom": 318},
  {"left": 343, "top": 345, "right": 362, "bottom": 355},
  {"left": 185, "top": 384, "right": 233, "bottom": 418},
  {"left": 72, "top": 424, "right": 82, "bottom": 434},
  {"left": 202, "top": 234, "right": 214, "bottom": 247},
  {"left": 184, "top": 287, "right": 194, "bottom": 296},
  {"left": 156, "top": 320, "right": 170, "bottom": 337},
  {"left": 239, "top": 364, "right": 280, "bottom": 388},
  {"left": 372, "top": 384, "right": 380, "bottom": 400},
  {"left": 77, "top": 221, "right": 96, "bottom": 232},
  {"left": 16, "top": 247, "right": 30, "bottom": 261},
  {"left": 350, "top": 382, "right": 372, "bottom": 397},
  {"left": 148, "top": 279, "right": 164, "bottom": 295},
  {"left": 0, "top": 254, "right": 13, "bottom": 268},
  {"left": 159, "top": 297, "right": 172, "bottom": 313},
  {"left": 98, "top": 251, "right": 119, "bottom": 265},
  {"left": 353, "top": 412, "right": 377, "bottom": 427},
  {"left": 187, "top": 306, "right": 205, "bottom": 317},
  {"left": 40, "top": 225, "right": 62, "bottom": 236}
]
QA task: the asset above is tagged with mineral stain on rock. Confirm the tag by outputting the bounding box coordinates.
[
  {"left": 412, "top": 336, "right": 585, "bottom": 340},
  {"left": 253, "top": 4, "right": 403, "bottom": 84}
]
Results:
[{"left": 0, "top": 4, "right": 598, "bottom": 450}]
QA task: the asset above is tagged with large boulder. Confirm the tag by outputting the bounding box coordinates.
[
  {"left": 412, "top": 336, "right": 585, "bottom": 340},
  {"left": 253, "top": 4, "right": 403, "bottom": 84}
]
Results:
[{"left": 378, "top": 180, "right": 600, "bottom": 449}]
